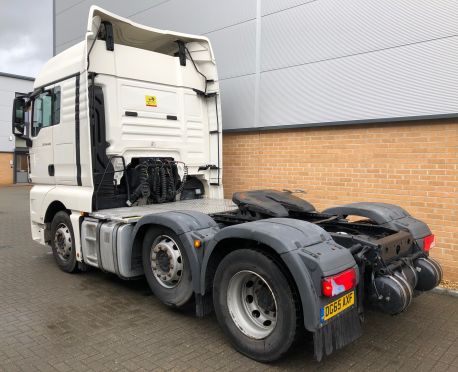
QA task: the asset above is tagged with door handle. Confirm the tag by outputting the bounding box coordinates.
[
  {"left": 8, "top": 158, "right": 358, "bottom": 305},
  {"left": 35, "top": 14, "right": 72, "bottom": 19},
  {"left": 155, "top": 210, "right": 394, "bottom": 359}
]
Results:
[{"left": 48, "top": 164, "right": 55, "bottom": 177}]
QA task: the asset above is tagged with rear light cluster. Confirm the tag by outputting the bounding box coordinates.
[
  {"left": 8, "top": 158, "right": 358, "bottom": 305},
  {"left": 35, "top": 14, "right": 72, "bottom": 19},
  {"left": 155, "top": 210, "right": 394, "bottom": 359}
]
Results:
[
  {"left": 423, "top": 234, "right": 436, "bottom": 252},
  {"left": 322, "top": 268, "right": 357, "bottom": 297}
]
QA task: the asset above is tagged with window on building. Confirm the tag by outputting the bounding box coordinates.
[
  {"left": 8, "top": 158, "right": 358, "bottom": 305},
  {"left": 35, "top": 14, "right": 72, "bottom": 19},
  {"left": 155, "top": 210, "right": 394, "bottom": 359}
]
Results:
[{"left": 32, "top": 87, "right": 61, "bottom": 137}]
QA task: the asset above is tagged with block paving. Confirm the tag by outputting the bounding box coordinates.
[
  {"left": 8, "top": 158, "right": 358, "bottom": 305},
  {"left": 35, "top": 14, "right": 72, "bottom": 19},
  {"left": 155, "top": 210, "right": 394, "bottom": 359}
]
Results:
[{"left": 0, "top": 186, "right": 457, "bottom": 371}]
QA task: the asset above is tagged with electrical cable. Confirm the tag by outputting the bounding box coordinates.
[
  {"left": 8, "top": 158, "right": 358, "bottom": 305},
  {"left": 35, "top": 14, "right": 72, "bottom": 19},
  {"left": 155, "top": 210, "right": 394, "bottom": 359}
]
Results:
[
  {"left": 184, "top": 45, "right": 208, "bottom": 94},
  {"left": 87, "top": 21, "right": 102, "bottom": 71}
]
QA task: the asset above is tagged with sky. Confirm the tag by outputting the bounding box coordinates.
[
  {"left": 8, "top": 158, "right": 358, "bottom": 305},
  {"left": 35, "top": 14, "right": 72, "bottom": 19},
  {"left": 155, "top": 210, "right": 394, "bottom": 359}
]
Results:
[{"left": 0, "top": 0, "right": 53, "bottom": 77}]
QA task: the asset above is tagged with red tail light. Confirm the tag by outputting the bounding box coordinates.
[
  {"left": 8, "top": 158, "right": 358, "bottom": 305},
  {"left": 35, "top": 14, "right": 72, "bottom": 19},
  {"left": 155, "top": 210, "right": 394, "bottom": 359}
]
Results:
[
  {"left": 322, "top": 268, "right": 357, "bottom": 297},
  {"left": 423, "top": 234, "right": 435, "bottom": 252}
]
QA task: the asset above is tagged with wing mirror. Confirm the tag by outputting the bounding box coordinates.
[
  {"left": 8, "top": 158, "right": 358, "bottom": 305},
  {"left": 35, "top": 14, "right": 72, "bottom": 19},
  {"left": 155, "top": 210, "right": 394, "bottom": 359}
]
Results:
[
  {"left": 12, "top": 97, "right": 26, "bottom": 135},
  {"left": 12, "top": 96, "right": 32, "bottom": 147}
]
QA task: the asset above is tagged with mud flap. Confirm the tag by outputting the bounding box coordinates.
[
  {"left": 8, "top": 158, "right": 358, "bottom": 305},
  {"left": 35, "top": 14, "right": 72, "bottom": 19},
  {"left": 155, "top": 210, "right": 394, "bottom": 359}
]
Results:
[{"left": 313, "top": 307, "right": 362, "bottom": 361}]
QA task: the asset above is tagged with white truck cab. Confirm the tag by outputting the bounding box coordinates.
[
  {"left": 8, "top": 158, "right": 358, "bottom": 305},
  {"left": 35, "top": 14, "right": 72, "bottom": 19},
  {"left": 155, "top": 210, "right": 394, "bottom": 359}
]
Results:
[
  {"left": 18, "top": 6, "right": 223, "bottom": 248},
  {"left": 11, "top": 7, "right": 443, "bottom": 363}
]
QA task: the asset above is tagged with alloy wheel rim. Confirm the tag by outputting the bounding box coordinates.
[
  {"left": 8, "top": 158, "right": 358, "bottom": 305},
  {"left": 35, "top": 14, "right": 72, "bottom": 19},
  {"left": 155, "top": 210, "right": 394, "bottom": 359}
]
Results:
[
  {"left": 54, "top": 223, "right": 72, "bottom": 262},
  {"left": 150, "top": 235, "right": 183, "bottom": 288},
  {"left": 227, "top": 270, "right": 277, "bottom": 339}
]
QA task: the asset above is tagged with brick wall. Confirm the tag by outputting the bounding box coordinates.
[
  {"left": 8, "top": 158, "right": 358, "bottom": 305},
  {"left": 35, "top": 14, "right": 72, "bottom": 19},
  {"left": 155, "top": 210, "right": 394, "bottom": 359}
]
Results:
[
  {"left": 0, "top": 153, "right": 13, "bottom": 185},
  {"left": 222, "top": 119, "right": 458, "bottom": 281}
]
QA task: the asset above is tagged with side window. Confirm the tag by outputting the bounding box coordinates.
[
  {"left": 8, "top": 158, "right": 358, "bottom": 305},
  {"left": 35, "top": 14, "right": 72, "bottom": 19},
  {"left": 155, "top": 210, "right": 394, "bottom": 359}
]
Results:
[{"left": 31, "top": 87, "right": 61, "bottom": 137}]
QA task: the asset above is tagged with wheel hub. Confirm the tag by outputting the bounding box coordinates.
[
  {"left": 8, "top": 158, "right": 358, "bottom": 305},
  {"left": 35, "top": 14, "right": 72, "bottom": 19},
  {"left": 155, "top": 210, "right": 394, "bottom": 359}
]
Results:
[
  {"left": 150, "top": 235, "right": 183, "bottom": 288},
  {"left": 54, "top": 223, "right": 72, "bottom": 262},
  {"left": 227, "top": 270, "right": 277, "bottom": 339}
]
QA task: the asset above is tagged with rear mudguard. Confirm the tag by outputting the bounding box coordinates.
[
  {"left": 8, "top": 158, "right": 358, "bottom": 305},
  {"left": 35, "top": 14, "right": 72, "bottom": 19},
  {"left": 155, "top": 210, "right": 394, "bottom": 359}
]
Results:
[
  {"left": 130, "top": 210, "right": 220, "bottom": 294},
  {"left": 200, "top": 218, "right": 357, "bottom": 331},
  {"left": 323, "top": 202, "right": 431, "bottom": 249}
]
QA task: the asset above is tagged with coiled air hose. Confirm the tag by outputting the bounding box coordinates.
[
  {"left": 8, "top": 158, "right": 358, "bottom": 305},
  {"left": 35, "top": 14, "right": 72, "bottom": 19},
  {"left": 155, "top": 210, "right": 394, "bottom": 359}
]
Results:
[{"left": 126, "top": 159, "right": 188, "bottom": 206}]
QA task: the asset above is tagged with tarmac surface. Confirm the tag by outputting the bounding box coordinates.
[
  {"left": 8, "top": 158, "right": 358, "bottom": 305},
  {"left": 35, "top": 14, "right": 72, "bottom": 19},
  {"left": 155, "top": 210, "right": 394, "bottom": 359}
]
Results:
[{"left": 0, "top": 186, "right": 457, "bottom": 371}]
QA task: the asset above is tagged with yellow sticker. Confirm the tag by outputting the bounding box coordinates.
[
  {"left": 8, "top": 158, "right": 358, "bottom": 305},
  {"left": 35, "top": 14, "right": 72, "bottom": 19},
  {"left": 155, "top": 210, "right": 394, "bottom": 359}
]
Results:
[{"left": 145, "top": 95, "right": 157, "bottom": 107}]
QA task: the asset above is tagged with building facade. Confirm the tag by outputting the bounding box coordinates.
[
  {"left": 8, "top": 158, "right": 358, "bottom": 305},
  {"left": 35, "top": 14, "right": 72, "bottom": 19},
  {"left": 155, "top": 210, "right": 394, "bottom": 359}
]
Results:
[
  {"left": 0, "top": 73, "right": 34, "bottom": 185},
  {"left": 54, "top": 0, "right": 458, "bottom": 280}
]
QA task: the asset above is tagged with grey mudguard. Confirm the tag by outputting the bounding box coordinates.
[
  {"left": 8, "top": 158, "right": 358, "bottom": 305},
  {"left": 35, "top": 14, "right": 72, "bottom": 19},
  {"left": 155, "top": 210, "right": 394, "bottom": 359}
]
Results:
[
  {"left": 131, "top": 210, "right": 220, "bottom": 293},
  {"left": 323, "top": 202, "right": 431, "bottom": 241},
  {"left": 131, "top": 210, "right": 218, "bottom": 236},
  {"left": 201, "top": 218, "right": 356, "bottom": 331}
]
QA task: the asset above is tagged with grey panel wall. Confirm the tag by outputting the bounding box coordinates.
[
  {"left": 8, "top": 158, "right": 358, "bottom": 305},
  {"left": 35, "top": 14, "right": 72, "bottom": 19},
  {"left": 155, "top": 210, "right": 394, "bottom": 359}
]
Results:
[
  {"left": 0, "top": 76, "right": 34, "bottom": 152},
  {"left": 55, "top": 0, "right": 256, "bottom": 52},
  {"left": 55, "top": 0, "right": 458, "bottom": 131}
]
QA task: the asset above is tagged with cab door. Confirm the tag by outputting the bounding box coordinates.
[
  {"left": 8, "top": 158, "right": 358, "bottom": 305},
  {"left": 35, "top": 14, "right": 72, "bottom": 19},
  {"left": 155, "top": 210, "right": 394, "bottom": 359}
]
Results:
[
  {"left": 29, "top": 90, "right": 57, "bottom": 185},
  {"left": 52, "top": 84, "right": 77, "bottom": 185}
]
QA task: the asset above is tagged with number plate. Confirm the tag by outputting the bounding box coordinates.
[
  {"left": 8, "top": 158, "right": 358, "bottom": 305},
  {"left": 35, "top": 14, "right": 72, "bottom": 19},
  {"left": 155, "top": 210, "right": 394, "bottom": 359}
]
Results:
[{"left": 320, "top": 291, "right": 355, "bottom": 323}]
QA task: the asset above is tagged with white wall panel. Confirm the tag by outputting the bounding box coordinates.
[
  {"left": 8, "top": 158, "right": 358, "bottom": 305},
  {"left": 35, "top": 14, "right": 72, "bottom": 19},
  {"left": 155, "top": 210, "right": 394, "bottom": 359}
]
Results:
[
  {"left": 207, "top": 20, "right": 256, "bottom": 80},
  {"left": 0, "top": 76, "right": 34, "bottom": 151},
  {"left": 0, "top": 77, "right": 33, "bottom": 93},
  {"left": 259, "top": 37, "right": 458, "bottom": 128},
  {"left": 219, "top": 75, "right": 256, "bottom": 130},
  {"left": 0, "top": 135, "right": 13, "bottom": 152},
  {"left": 261, "top": 0, "right": 458, "bottom": 72}
]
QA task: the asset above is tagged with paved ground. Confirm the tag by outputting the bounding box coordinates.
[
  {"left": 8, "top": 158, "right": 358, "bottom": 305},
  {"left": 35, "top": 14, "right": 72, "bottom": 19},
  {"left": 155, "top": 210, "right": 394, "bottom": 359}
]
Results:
[{"left": 0, "top": 186, "right": 457, "bottom": 372}]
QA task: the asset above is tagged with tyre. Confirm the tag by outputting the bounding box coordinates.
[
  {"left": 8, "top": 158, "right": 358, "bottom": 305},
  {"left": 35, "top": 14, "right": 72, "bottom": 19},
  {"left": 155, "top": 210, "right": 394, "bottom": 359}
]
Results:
[
  {"left": 50, "top": 211, "right": 78, "bottom": 273},
  {"left": 213, "top": 249, "right": 300, "bottom": 362},
  {"left": 142, "top": 227, "right": 193, "bottom": 307}
]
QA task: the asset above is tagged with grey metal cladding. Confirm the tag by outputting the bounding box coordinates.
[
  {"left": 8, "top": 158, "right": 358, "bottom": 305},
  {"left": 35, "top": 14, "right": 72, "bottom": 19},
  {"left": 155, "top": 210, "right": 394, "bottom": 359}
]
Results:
[
  {"left": 259, "top": 36, "right": 458, "bottom": 128},
  {"left": 90, "top": 0, "right": 162, "bottom": 17},
  {"left": 207, "top": 20, "right": 256, "bottom": 80},
  {"left": 261, "top": 0, "right": 317, "bottom": 16},
  {"left": 55, "top": 0, "right": 168, "bottom": 48},
  {"left": 131, "top": 0, "right": 256, "bottom": 35},
  {"left": 55, "top": 2, "right": 90, "bottom": 47},
  {"left": 54, "top": 0, "right": 458, "bottom": 130},
  {"left": 56, "top": 39, "right": 82, "bottom": 54},
  {"left": 261, "top": 0, "right": 458, "bottom": 72},
  {"left": 55, "top": 0, "right": 84, "bottom": 15},
  {"left": 219, "top": 75, "right": 256, "bottom": 130}
]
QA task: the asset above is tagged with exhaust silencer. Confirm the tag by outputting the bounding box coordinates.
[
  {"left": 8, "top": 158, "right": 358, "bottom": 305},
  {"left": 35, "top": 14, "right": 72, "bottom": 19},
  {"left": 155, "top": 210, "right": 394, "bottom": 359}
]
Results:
[
  {"left": 414, "top": 257, "right": 442, "bottom": 291},
  {"left": 372, "top": 265, "right": 416, "bottom": 315},
  {"left": 372, "top": 257, "right": 442, "bottom": 315}
]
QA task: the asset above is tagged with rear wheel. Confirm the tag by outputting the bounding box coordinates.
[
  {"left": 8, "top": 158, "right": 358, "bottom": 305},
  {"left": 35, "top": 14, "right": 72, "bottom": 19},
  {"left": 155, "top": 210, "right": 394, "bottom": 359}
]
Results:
[
  {"left": 50, "top": 211, "right": 78, "bottom": 273},
  {"left": 213, "top": 249, "right": 300, "bottom": 362},
  {"left": 142, "top": 227, "right": 193, "bottom": 307}
]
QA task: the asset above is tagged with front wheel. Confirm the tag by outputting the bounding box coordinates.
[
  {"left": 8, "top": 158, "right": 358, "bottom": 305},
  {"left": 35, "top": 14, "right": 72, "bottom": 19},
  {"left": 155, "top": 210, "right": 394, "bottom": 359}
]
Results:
[
  {"left": 213, "top": 249, "right": 301, "bottom": 362},
  {"left": 50, "top": 211, "right": 78, "bottom": 273}
]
